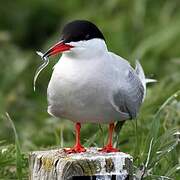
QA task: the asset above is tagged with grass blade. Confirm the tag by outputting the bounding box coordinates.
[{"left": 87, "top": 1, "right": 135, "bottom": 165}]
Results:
[{"left": 5, "top": 113, "right": 23, "bottom": 180}]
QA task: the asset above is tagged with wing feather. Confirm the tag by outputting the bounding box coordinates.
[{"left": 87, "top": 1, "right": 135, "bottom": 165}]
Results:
[{"left": 112, "top": 68, "right": 144, "bottom": 119}]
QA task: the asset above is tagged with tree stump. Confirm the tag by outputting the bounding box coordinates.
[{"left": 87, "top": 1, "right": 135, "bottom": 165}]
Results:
[{"left": 29, "top": 148, "right": 133, "bottom": 180}]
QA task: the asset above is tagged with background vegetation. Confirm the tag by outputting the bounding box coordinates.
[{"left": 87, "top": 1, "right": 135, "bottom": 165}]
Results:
[{"left": 0, "top": 0, "right": 179, "bottom": 179}]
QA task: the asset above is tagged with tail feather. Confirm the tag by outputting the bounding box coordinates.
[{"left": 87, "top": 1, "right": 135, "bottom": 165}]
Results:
[{"left": 146, "top": 78, "right": 157, "bottom": 83}]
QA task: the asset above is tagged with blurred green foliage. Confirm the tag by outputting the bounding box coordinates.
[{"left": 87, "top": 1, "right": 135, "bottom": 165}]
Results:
[{"left": 0, "top": 0, "right": 180, "bottom": 179}]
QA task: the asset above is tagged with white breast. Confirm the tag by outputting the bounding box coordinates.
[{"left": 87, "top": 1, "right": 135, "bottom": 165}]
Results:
[{"left": 47, "top": 53, "right": 129, "bottom": 123}]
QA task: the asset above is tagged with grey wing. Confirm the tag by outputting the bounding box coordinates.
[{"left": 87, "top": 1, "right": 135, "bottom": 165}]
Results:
[{"left": 112, "top": 69, "right": 144, "bottom": 119}]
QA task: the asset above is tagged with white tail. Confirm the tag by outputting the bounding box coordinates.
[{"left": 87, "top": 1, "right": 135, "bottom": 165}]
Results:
[{"left": 146, "top": 78, "right": 157, "bottom": 83}]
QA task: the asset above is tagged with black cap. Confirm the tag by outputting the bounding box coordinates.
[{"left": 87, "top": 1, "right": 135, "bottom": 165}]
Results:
[{"left": 61, "top": 20, "right": 105, "bottom": 43}]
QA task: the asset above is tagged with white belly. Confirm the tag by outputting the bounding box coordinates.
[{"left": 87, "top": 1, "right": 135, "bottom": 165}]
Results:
[{"left": 47, "top": 56, "right": 129, "bottom": 123}]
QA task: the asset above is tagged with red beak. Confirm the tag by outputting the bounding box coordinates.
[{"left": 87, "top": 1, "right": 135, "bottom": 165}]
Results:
[{"left": 43, "top": 41, "right": 73, "bottom": 58}]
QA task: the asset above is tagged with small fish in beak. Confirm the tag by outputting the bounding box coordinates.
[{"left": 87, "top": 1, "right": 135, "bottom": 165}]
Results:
[
  {"left": 33, "top": 41, "right": 73, "bottom": 91},
  {"left": 33, "top": 51, "right": 49, "bottom": 91}
]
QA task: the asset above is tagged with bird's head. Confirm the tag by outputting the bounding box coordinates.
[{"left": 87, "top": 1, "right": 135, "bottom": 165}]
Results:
[{"left": 43, "top": 20, "right": 107, "bottom": 59}]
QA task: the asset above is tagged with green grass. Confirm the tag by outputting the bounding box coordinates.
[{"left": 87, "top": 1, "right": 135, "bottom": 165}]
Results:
[{"left": 0, "top": 0, "right": 180, "bottom": 179}]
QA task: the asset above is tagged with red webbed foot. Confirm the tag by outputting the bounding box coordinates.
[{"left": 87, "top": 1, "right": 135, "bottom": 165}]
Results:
[
  {"left": 64, "top": 122, "right": 86, "bottom": 154},
  {"left": 64, "top": 144, "right": 86, "bottom": 154},
  {"left": 99, "top": 145, "right": 119, "bottom": 153},
  {"left": 99, "top": 123, "right": 119, "bottom": 153}
]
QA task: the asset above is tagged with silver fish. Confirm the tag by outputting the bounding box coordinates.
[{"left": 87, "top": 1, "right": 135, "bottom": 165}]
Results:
[{"left": 33, "top": 51, "right": 49, "bottom": 91}]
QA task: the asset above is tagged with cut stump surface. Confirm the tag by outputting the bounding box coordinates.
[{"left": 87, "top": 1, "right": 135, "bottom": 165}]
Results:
[{"left": 29, "top": 148, "right": 133, "bottom": 180}]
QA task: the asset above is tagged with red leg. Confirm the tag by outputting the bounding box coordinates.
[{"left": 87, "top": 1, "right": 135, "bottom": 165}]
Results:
[
  {"left": 64, "top": 123, "right": 86, "bottom": 154},
  {"left": 99, "top": 123, "right": 119, "bottom": 153}
]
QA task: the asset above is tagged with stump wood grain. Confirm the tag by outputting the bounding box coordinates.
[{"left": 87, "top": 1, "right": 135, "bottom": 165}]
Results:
[{"left": 29, "top": 148, "right": 133, "bottom": 180}]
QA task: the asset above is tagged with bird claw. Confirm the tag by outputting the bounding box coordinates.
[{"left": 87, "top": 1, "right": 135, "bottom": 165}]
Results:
[
  {"left": 64, "top": 144, "right": 86, "bottom": 154},
  {"left": 99, "top": 145, "right": 119, "bottom": 153}
]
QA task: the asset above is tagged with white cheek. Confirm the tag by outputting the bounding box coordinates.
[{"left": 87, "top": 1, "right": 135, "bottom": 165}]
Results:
[
  {"left": 64, "top": 39, "right": 107, "bottom": 58},
  {"left": 66, "top": 39, "right": 105, "bottom": 49},
  {"left": 66, "top": 41, "right": 85, "bottom": 47}
]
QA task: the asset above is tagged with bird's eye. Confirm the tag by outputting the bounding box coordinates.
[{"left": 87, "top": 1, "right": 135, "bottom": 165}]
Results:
[{"left": 85, "top": 34, "right": 90, "bottom": 39}]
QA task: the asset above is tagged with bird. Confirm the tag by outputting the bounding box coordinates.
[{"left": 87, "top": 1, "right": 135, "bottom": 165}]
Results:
[{"left": 42, "top": 20, "right": 155, "bottom": 153}]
